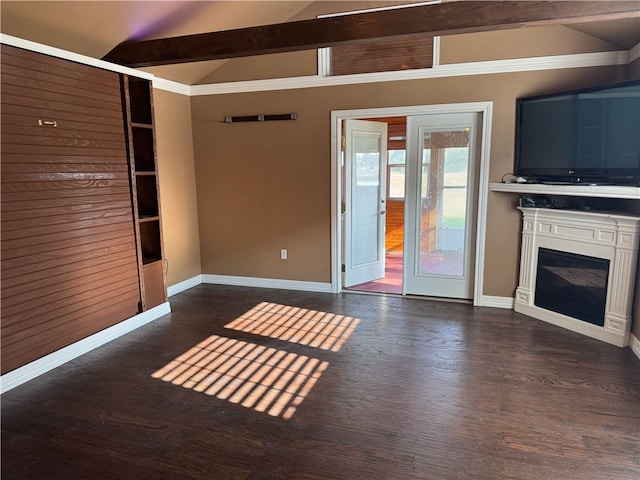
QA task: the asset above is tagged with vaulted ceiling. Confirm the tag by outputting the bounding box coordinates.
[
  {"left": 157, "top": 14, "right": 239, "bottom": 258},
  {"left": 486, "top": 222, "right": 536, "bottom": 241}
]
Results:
[{"left": 1, "top": 1, "right": 639, "bottom": 85}]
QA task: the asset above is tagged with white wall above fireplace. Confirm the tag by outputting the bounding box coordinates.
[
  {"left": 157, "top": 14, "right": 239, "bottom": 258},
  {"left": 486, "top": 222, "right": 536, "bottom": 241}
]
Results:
[{"left": 514, "top": 207, "right": 640, "bottom": 347}]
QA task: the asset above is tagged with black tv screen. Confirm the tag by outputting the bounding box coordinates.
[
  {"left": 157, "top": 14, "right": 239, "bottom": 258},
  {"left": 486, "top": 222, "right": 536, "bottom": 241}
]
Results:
[{"left": 515, "top": 80, "right": 640, "bottom": 185}]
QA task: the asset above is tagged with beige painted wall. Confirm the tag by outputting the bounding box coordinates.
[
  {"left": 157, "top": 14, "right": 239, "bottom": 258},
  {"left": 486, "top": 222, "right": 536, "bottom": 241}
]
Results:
[
  {"left": 193, "top": 0, "right": 431, "bottom": 85},
  {"left": 191, "top": 65, "right": 625, "bottom": 295},
  {"left": 198, "top": 21, "right": 623, "bottom": 85},
  {"left": 618, "top": 63, "right": 640, "bottom": 343},
  {"left": 631, "top": 249, "right": 640, "bottom": 341},
  {"left": 618, "top": 199, "right": 640, "bottom": 342},
  {"left": 630, "top": 57, "right": 640, "bottom": 341},
  {"left": 440, "top": 25, "right": 621, "bottom": 64},
  {"left": 196, "top": 51, "right": 317, "bottom": 84},
  {"left": 191, "top": 89, "right": 331, "bottom": 282},
  {"left": 627, "top": 57, "right": 640, "bottom": 80},
  {"left": 153, "top": 89, "right": 201, "bottom": 286}
]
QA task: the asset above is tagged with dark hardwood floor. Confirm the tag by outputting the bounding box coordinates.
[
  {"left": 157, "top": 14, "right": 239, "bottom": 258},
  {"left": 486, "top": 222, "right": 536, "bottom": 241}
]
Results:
[{"left": 2, "top": 284, "right": 639, "bottom": 480}]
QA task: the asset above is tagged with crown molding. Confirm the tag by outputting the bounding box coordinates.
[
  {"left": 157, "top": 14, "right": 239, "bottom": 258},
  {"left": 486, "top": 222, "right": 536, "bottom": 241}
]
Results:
[
  {"left": 0, "top": 33, "right": 187, "bottom": 95},
  {"left": 0, "top": 33, "right": 153, "bottom": 80},
  {"left": 152, "top": 76, "right": 191, "bottom": 96},
  {"left": 189, "top": 50, "right": 629, "bottom": 96},
  {"left": 1, "top": 34, "right": 633, "bottom": 97}
]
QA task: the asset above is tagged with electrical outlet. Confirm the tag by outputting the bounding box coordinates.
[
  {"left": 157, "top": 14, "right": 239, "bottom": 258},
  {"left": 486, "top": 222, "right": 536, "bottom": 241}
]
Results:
[{"left": 280, "top": 249, "right": 288, "bottom": 260}]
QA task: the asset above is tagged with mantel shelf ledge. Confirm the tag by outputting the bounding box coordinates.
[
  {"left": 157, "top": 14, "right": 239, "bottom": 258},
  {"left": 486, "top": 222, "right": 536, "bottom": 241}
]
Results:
[{"left": 489, "top": 182, "right": 640, "bottom": 200}]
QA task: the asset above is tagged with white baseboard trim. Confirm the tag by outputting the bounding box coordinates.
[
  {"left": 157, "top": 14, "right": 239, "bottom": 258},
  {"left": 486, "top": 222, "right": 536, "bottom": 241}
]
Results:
[
  {"left": 0, "top": 302, "right": 171, "bottom": 395},
  {"left": 630, "top": 334, "right": 640, "bottom": 361},
  {"left": 478, "top": 295, "right": 515, "bottom": 309},
  {"left": 201, "top": 274, "right": 333, "bottom": 293},
  {"left": 167, "top": 275, "right": 203, "bottom": 297}
]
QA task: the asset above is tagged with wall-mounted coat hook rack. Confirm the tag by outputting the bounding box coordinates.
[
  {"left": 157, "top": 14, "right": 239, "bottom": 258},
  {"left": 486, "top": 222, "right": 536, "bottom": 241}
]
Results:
[{"left": 222, "top": 113, "right": 297, "bottom": 123}]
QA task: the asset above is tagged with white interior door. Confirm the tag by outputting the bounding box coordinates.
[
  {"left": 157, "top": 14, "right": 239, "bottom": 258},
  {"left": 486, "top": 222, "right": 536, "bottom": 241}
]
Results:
[
  {"left": 343, "top": 119, "right": 388, "bottom": 287},
  {"left": 404, "top": 113, "right": 480, "bottom": 299}
]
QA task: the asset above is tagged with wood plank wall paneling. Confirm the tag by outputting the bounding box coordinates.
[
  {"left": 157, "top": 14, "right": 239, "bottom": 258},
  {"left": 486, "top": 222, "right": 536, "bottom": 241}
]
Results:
[
  {"left": 332, "top": 36, "right": 433, "bottom": 76},
  {"left": 370, "top": 117, "right": 406, "bottom": 253},
  {"left": 385, "top": 200, "right": 404, "bottom": 253},
  {"left": 1, "top": 45, "right": 141, "bottom": 374}
]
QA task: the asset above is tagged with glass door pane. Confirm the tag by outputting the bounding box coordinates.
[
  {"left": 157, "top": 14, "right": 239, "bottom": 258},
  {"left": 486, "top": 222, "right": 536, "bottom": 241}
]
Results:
[
  {"left": 353, "top": 133, "right": 382, "bottom": 266},
  {"left": 419, "top": 129, "right": 469, "bottom": 276}
]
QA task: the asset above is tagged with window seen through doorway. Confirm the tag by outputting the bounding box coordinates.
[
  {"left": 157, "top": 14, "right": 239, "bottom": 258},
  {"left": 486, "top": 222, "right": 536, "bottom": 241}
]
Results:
[{"left": 388, "top": 150, "right": 406, "bottom": 198}]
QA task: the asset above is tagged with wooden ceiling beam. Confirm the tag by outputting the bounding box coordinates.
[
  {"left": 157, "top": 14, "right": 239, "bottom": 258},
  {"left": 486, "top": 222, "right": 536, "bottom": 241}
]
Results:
[{"left": 103, "top": 1, "right": 640, "bottom": 67}]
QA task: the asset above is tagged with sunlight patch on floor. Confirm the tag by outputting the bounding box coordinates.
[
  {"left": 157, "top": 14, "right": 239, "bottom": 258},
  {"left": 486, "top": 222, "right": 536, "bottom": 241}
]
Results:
[
  {"left": 224, "top": 302, "right": 360, "bottom": 352},
  {"left": 152, "top": 335, "right": 329, "bottom": 419}
]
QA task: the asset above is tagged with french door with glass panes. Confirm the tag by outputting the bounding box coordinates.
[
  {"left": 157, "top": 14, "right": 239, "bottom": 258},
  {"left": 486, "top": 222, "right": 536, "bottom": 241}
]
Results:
[
  {"left": 343, "top": 119, "right": 388, "bottom": 287},
  {"left": 404, "top": 113, "right": 480, "bottom": 299}
]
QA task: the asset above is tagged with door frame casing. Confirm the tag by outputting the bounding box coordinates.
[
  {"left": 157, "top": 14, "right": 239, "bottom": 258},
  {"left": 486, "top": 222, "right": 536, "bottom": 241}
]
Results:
[{"left": 330, "top": 102, "right": 493, "bottom": 306}]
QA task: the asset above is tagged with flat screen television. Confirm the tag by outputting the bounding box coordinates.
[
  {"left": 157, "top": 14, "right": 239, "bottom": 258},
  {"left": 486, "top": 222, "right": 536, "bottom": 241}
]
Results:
[{"left": 515, "top": 80, "right": 640, "bottom": 186}]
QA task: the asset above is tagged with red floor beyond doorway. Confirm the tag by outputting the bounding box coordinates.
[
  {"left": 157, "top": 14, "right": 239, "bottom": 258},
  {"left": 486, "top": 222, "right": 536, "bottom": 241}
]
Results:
[
  {"left": 347, "top": 248, "right": 464, "bottom": 295},
  {"left": 348, "top": 251, "right": 403, "bottom": 294}
]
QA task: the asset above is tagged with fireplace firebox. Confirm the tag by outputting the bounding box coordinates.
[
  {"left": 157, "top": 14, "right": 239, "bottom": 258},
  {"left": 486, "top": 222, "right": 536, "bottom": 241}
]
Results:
[
  {"left": 535, "top": 248, "right": 609, "bottom": 327},
  {"left": 515, "top": 207, "right": 640, "bottom": 347}
]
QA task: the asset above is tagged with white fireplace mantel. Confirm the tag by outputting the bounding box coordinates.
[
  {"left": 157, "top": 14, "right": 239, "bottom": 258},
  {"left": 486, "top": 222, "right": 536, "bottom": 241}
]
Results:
[
  {"left": 514, "top": 207, "right": 640, "bottom": 347},
  {"left": 489, "top": 182, "right": 640, "bottom": 199}
]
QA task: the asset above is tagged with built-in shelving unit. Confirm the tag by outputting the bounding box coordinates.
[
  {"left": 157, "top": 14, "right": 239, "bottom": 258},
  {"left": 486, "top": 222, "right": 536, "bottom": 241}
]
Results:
[
  {"left": 122, "top": 75, "right": 167, "bottom": 310},
  {"left": 489, "top": 182, "right": 640, "bottom": 200}
]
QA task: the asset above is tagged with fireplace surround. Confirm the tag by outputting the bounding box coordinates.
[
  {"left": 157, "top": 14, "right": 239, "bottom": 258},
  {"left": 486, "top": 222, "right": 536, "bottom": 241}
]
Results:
[{"left": 514, "top": 207, "right": 640, "bottom": 347}]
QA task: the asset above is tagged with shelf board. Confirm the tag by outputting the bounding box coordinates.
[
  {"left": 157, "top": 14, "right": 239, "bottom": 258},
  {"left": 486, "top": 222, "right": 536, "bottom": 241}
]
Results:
[
  {"left": 142, "top": 257, "right": 162, "bottom": 266},
  {"left": 135, "top": 171, "right": 157, "bottom": 176},
  {"left": 489, "top": 183, "right": 640, "bottom": 200},
  {"left": 138, "top": 215, "right": 160, "bottom": 223},
  {"left": 131, "top": 122, "right": 153, "bottom": 129}
]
